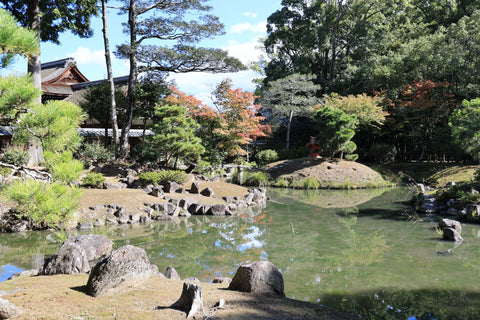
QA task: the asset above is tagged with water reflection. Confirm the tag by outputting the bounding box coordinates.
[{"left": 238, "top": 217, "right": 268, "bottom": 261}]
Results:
[{"left": 1, "top": 187, "right": 480, "bottom": 318}]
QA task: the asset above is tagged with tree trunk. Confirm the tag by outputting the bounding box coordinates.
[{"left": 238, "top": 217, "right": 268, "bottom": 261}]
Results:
[
  {"left": 419, "top": 140, "right": 427, "bottom": 162},
  {"left": 171, "top": 282, "right": 204, "bottom": 319},
  {"left": 286, "top": 109, "right": 293, "bottom": 150},
  {"left": 101, "top": 0, "right": 120, "bottom": 158},
  {"left": 27, "top": 0, "right": 41, "bottom": 104},
  {"left": 142, "top": 118, "right": 147, "bottom": 145},
  {"left": 119, "top": 0, "right": 138, "bottom": 159}
]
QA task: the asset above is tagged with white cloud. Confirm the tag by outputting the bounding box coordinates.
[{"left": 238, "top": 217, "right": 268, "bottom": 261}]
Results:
[
  {"left": 65, "top": 47, "right": 129, "bottom": 80},
  {"left": 243, "top": 12, "right": 258, "bottom": 19},
  {"left": 67, "top": 47, "right": 106, "bottom": 66},
  {"left": 166, "top": 38, "right": 266, "bottom": 106},
  {"left": 168, "top": 69, "right": 259, "bottom": 107},
  {"left": 224, "top": 41, "right": 264, "bottom": 64},
  {"left": 230, "top": 21, "right": 266, "bottom": 34}
]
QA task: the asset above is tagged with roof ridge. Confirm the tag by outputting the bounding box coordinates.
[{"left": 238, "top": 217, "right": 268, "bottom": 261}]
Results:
[{"left": 41, "top": 57, "right": 75, "bottom": 69}]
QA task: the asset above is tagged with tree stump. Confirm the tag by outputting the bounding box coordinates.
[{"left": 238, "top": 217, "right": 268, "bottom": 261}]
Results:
[{"left": 171, "top": 282, "right": 204, "bottom": 319}]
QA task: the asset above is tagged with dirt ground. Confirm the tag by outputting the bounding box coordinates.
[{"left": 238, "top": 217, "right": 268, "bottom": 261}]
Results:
[{"left": 0, "top": 274, "right": 353, "bottom": 320}]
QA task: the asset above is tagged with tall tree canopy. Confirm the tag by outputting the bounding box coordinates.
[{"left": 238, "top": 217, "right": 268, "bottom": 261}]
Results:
[
  {"left": 263, "top": 0, "right": 480, "bottom": 97},
  {"left": 113, "top": 0, "right": 245, "bottom": 157}
]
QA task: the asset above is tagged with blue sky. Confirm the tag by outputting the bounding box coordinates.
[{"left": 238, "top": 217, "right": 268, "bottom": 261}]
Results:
[{"left": 5, "top": 0, "right": 282, "bottom": 104}]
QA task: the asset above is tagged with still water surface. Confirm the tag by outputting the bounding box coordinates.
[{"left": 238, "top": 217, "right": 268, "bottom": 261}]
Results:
[{"left": 1, "top": 187, "right": 480, "bottom": 319}]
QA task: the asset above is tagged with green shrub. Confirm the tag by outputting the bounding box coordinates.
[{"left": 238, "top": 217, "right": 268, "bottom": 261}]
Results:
[
  {"left": 244, "top": 171, "right": 269, "bottom": 187},
  {"left": 82, "top": 172, "right": 106, "bottom": 188},
  {"left": 78, "top": 142, "right": 114, "bottom": 166},
  {"left": 435, "top": 184, "right": 480, "bottom": 209},
  {"left": 345, "top": 153, "right": 359, "bottom": 161},
  {"left": 192, "top": 160, "right": 212, "bottom": 176},
  {"left": 474, "top": 168, "right": 480, "bottom": 182},
  {"left": 130, "top": 143, "right": 160, "bottom": 163},
  {"left": 44, "top": 151, "right": 83, "bottom": 185},
  {"left": 1, "top": 147, "right": 29, "bottom": 166},
  {"left": 0, "top": 166, "right": 12, "bottom": 177},
  {"left": 5, "top": 179, "right": 81, "bottom": 229},
  {"left": 138, "top": 170, "right": 188, "bottom": 186},
  {"left": 273, "top": 177, "right": 289, "bottom": 188},
  {"left": 301, "top": 176, "right": 321, "bottom": 189},
  {"left": 256, "top": 149, "right": 279, "bottom": 166}
]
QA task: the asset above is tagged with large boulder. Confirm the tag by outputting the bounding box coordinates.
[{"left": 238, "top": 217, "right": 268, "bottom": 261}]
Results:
[
  {"left": 41, "top": 235, "right": 113, "bottom": 275},
  {"left": 228, "top": 261, "right": 284, "bottom": 297},
  {"left": 40, "top": 242, "right": 91, "bottom": 275},
  {"left": 64, "top": 235, "right": 113, "bottom": 263},
  {"left": 200, "top": 187, "right": 215, "bottom": 197},
  {"left": 190, "top": 182, "right": 201, "bottom": 194},
  {"left": 86, "top": 245, "right": 159, "bottom": 297},
  {"left": 164, "top": 181, "right": 180, "bottom": 193}
]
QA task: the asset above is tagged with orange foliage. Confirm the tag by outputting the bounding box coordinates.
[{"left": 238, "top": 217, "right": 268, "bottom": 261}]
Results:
[
  {"left": 212, "top": 79, "right": 271, "bottom": 156},
  {"left": 166, "top": 81, "right": 270, "bottom": 158}
]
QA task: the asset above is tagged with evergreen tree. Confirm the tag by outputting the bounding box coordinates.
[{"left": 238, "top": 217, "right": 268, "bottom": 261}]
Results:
[
  {"left": 261, "top": 73, "right": 321, "bottom": 150},
  {"left": 449, "top": 98, "right": 480, "bottom": 161},
  {"left": 151, "top": 104, "right": 204, "bottom": 168},
  {"left": 314, "top": 106, "right": 357, "bottom": 159}
]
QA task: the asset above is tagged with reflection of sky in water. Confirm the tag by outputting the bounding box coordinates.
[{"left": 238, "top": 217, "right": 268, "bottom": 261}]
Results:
[
  {"left": 0, "top": 265, "right": 22, "bottom": 282},
  {"left": 237, "top": 226, "right": 264, "bottom": 252}
]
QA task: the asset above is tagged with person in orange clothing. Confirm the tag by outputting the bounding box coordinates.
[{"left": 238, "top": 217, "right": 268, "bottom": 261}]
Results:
[{"left": 306, "top": 136, "right": 320, "bottom": 157}]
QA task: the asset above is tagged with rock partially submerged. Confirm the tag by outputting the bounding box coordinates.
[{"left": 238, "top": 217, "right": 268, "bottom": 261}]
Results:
[
  {"left": 438, "top": 218, "right": 463, "bottom": 242},
  {"left": 86, "top": 245, "right": 159, "bottom": 297}
]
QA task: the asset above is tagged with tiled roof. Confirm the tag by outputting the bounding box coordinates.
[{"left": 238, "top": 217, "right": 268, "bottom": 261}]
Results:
[
  {"left": 78, "top": 128, "right": 154, "bottom": 138},
  {"left": 0, "top": 126, "right": 153, "bottom": 138}
]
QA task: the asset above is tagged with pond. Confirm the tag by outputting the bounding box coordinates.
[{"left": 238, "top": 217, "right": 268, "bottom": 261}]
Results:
[{"left": 1, "top": 187, "right": 480, "bottom": 319}]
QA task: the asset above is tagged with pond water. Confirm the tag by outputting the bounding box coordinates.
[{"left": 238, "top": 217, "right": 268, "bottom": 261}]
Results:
[{"left": 1, "top": 187, "right": 480, "bottom": 319}]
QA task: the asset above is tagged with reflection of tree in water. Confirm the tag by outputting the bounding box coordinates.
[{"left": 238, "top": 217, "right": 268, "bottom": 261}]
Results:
[
  {"left": 324, "top": 215, "right": 388, "bottom": 272},
  {"left": 322, "top": 288, "right": 480, "bottom": 320},
  {"left": 0, "top": 231, "right": 59, "bottom": 270},
  {"left": 269, "top": 187, "right": 388, "bottom": 208}
]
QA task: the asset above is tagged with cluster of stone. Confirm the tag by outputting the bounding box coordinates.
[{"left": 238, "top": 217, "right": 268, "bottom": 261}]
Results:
[
  {"left": 76, "top": 183, "right": 267, "bottom": 230},
  {"left": 417, "top": 182, "right": 480, "bottom": 219}
]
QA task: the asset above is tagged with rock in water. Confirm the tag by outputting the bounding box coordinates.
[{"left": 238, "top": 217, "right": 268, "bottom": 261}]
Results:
[
  {"left": 86, "top": 245, "right": 159, "bottom": 297},
  {"left": 443, "top": 228, "right": 463, "bottom": 242},
  {"left": 438, "top": 219, "right": 462, "bottom": 234},
  {"left": 228, "top": 261, "right": 284, "bottom": 297}
]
